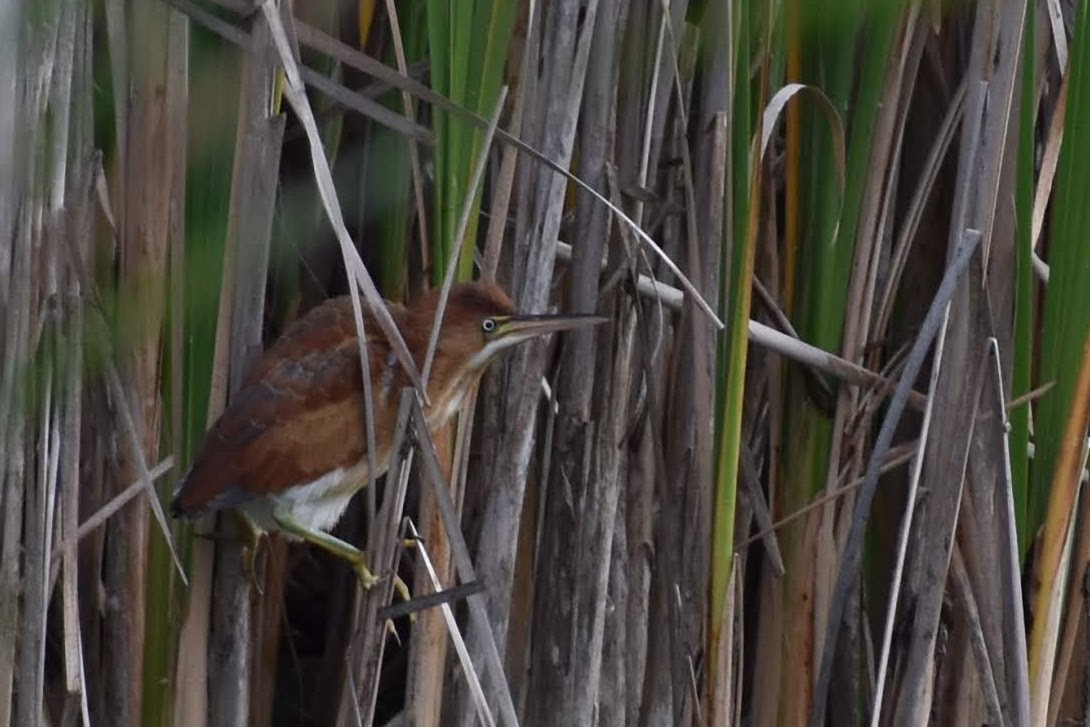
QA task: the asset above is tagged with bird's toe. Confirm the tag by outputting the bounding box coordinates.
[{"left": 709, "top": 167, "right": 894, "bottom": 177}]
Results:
[{"left": 353, "top": 559, "right": 378, "bottom": 589}]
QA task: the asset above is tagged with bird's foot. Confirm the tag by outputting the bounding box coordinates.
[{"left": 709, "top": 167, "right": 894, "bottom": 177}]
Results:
[
  {"left": 235, "top": 512, "right": 267, "bottom": 595},
  {"left": 385, "top": 618, "right": 403, "bottom": 646},
  {"left": 351, "top": 559, "right": 411, "bottom": 603},
  {"left": 392, "top": 575, "right": 411, "bottom": 603},
  {"left": 352, "top": 558, "right": 378, "bottom": 589}
]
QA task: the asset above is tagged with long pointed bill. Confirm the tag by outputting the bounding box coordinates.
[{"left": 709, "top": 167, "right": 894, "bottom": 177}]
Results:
[
  {"left": 496, "top": 313, "right": 610, "bottom": 348},
  {"left": 466, "top": 314, "right": 609, "bottom": 371}
]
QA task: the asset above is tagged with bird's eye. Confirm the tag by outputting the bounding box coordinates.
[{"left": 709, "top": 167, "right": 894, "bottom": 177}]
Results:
[{"left": 482, "top": 318, "right": 497, "bottom": 333}]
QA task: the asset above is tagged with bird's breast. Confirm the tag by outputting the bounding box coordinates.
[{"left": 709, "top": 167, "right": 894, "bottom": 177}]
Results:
[
  {"left": 245, "top": 453, "right": 382, "bottom": 535},
  {"left": 241, "top": 371, "right": 477, "bottom": 536}
]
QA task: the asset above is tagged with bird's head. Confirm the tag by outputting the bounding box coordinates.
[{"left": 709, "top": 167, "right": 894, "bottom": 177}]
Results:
[{"left": 412, "top": 280, "right": 608, "bottom": 381}]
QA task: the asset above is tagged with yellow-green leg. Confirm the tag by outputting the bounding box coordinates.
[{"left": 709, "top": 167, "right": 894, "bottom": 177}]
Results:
[
  {"left": 272, "top": 506, "right": 378, "bottom": 588},
  {"left": 233, "top": 510, "right": 267, "bottom": 593}
]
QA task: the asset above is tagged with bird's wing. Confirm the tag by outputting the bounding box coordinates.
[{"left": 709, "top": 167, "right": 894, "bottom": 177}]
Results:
[
  {"left": 172, "top": 296, "right": 406, "bottom": 518},
  {"left": 243, "top": 296, "right": 406, "bottom": 385}
]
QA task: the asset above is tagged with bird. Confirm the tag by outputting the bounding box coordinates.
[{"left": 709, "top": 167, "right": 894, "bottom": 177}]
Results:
[{"left": 170, "top": 279, "right": 607, "bottom": 586}]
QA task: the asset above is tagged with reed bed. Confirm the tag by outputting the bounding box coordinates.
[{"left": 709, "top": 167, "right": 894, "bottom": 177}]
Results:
[{"left": 1, "top": 0, "right": 1087, "bottom": 725}]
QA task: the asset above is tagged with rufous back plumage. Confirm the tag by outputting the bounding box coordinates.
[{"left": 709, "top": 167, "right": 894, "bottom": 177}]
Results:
[{"left": 171, "top": 281, "right": 517, "bottom": 517}]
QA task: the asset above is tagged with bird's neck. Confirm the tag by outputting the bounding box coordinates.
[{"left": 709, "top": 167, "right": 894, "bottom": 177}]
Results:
[{"left": 422, "top": 365, "right": 483, "bottom": 432}]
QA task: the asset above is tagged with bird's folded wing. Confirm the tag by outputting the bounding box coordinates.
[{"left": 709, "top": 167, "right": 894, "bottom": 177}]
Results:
[{"left": 172, "top": 296, "right": 405, "bottom": 517}]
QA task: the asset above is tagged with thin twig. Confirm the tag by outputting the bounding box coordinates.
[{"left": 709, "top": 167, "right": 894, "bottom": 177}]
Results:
[
  {"left": 62, "top": 229, "right": 186, "bottom": 582},
  {"left": 379, "top": 0, "right": 431, "bottom": 279},
  {"left": 260, "top": 0, "right": 425, "bottom": 397},
  {"left": 406, "top": 519, "right": 496, "bottom": 727},
  {"left": 52, "top": 457, "right": 175, "bottom": 557},
  {"left": 290, "top": 12, "right": 723, "bottom": 327},
  {"left": 809, "top": 228, "right": 982, "bottom": 727},
  {"left": 1008, "top": 380, "right": 1055, "bottom": 411},
  {"left": 739, "top": 442, "right": 918, "bottom": 548},
  {"left": 171, "top": 0, "right": 725, "bottom": 327},
  {"left": 480, "top": 1, "right": 535, "bottom": 282},
  {"left": 421, "top": 86, "right": 508, "bottom": 387},
  {"left": 377, "top": 581, "right": 485, "bottom": 621},
  {"left": 343, "top": 391, "right": 414, "bottom": 726},
  {"left": 987, "top": 337, "right": 1030, "bottom": 727},
  {"left": 409, "top": 397, "right": 520, "bottom": 727},
  {"left": 950, "top": 547, "right": 1005, "bottom": 726},
  {"left": 870, "top": 301, "right": 956, "bottom": 727}
]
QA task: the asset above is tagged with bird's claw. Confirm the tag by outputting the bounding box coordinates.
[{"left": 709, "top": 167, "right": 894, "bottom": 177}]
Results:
[
  {"left": 353, "top": 562, "right": 410, "bottom": 606},
  {"left": 385, "top": 618, "right": 403, "bottom": 645},
  {"left": 351, "top": 557, "right": 379, "bottom": 589},
  {"left": 392, "top": 575, "right": 411, "bottom": 604}
]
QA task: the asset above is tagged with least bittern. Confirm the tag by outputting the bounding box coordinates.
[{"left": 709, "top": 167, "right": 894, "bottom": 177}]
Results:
[{"left": 171, "top": 280, "right": 605, "bottom": 586}]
